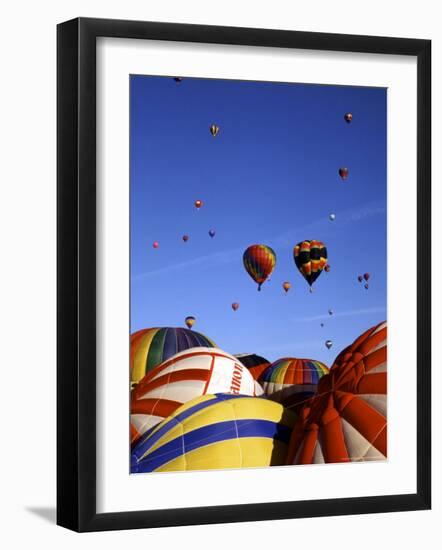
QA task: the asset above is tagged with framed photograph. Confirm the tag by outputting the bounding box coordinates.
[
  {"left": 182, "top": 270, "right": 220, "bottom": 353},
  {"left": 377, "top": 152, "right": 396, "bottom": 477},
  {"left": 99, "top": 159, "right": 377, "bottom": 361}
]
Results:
[{"left": 57, "top": 17, "right": 431, "bottom": 532}]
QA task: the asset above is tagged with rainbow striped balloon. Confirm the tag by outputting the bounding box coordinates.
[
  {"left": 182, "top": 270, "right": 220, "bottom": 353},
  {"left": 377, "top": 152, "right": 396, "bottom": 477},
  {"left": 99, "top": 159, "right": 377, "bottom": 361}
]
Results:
[
  {"left": 259, "top": 358, "right": 329, "bottom": 410},
  {"left": 243, "top": 244, "right": 276, "bottom": 291},
  {"left": 131, "top": 393, "right": 297, "bottom": 473},
  {"left": 131, "top": 327, "right": 216, "bottom": 385}
]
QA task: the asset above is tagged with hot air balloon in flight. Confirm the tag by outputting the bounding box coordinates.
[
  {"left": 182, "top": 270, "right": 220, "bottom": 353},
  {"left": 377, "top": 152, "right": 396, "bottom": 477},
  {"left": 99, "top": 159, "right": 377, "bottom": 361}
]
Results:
[
  {"left": 173, "top": 77, "right": 183, "bottom": 83},
  {"left": 320, "top": 323, "right": 324, "bottom": 327},
  {"left": 339, "top": 167, "right": 349, "bottom": 179},
  {"left": 325, "top": 340, "right": 333, "bottom": 350},
  {"left": 328, "top": 309, "right": 333, "bottom": 316},
  {"left": 282, "top": 282, "right": 291, "bottom": 293},
  {"left": 131, "top": 348, "right": 258, "bottom": 444},
  {"left": 329, "top": 214, "right": 336, "bottom": 221},
  {"left": 130, "top": 327, "right": 216, "bottom": 385},
  {"left": 131, "top": 393, "right": 296, "bottom": 473},
  {"left": 293, "top": 240, "right": 327, "bottom": 289},
  {"left": 364, "top": 283, "right": 369, "bottom": 290},
  {"left": 185, "top": 316, "right": 196, "bottom": 329},
  {"left": 194, "top": 199, "right": 203, "bottom": 210},
  {"left": 258, "top": 358, "right": 329, "bottom": 411},
  {"left": 364, "top": 272, "right": 370, "bottom": 281},
  {"left": 231, "top": 302, "right": 239, "bottom": 311},
  {"left": 243, "top": 244, "right": 276, "bottom": 291},
  {"left": 235, "top": 353, "right": 271, "bottom": 381},
  {"left": 324, "top": 264, "right": 331, "bottom": 273},
  {"left": 344, "top": 112, "right": 353, "bottom": 123},
  {"left": 287, "top": 321, "right": 387, "bottom": 465},
  {"left": 209, "top": 229, "right": 216, "bottom": 238},
  {"left": 358, "top": 275, "right": 363, "bottom": 283},
  {"left": 152, "top": 241, "right": 159, "bottom": 249},
  {"left": 210, "top": 124, "right": 219, "bottom": 137},
  {"left": 182, "top": 235, "right": 189, "bottom": 242}
]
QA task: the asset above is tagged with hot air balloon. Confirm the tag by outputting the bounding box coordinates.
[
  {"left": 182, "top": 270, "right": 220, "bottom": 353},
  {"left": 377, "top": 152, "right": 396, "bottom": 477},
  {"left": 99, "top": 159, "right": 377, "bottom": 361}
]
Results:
[
  {"left": 231, "top": 302, "right": 239, "bottom": 311},
  {"left": 287, "top": 321, "right": 387, "bottom": 465},
  {"left": 282, "top": 282, "right": 291, "bottom": 293},
  {"left": 364, "top": 283, "right": 369, "bottom": 290},
  {"left": 339, "top": 167, "right": 349, "bottom": 179},
  {"left": 194, "top": 199, "right": 203, "bottom": 210},
  {"left": 320, "top": 323, "right": 324, "bottom": 327},
  {"left": 258, "top": 358, "right": 329, "bottom": 411},
  {"left": 325, "top": 340, "right": 333, "bottom": 350},
  {"left": 328, "top": 309, "right": 333, "bottom": 315},
  {"left": 364, "top": 272, "right": 370, "bottom": 281},
  {"left": 173, "top": 77, "right": 183, "bottom": 83},
  {"left": 324, "top": 264, "right": 331, "bottom": 273},
  {"left": 235, "top": 353, "right": 271, "bottom": 381},
  {"left": 185, "top": 316, "right": 196, "bottom": 329},
  {"left": 210, "top": 124, "right": 219, "bottom": 137},
  {"left": 209, "top": 229, "right": 216, "bottom": 238},
  {"left": 293, "top": 240, "right": 327, "bottom": 288},
  {"left": 243, "top": 244, "right": 276, "bottom": 291},
  {"left": 182, "top": 235, "right": 189, "bottom": 242},
  {"left": 131, "top": 348, "right": 258, "bottom": 444},
  {"left": 344, "top": 112, "right": 353, "bottom": 123},
  {"left": 131, "top": 393, "right": 297, "bottom": 473},
  {"left": 358, "top": 275, "right": 363, "bottom": 283},
  {"left": 152, "top": 241, "right": 159, "bottom": 249},
  {"left": 329, "top": 214, "right": 336, "bottom": 221},
  {"left": 130, "top": 327, "right": 216, "bottom": 384}
]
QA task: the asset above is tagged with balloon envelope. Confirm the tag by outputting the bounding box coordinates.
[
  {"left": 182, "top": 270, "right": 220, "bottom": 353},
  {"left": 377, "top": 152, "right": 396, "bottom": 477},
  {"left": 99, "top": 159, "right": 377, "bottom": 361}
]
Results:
[
  {"left": 185, "top": 316, "right": 196, "bottom": 329},
  {"left": 293, "top": 240, "right": 327, "bottom": 287},
  {"left": 152, "top": 241, "right": 159, "bottom": 249},
  {"left": 282, "top": 282, "right": 291, "bottom": 293},
  {"left": 194, "top": 199, "right": 203, "bottom": 209},
  {"left": 325, "top": 340, "right": 333, "bottom": 349},
  {"left": 243, "top": 244, "right": 276, "bottom": 291},
  {"left": 235, "top": 353, "right": 271, "bottom": 381},
  {"left": 339, "top": 167, "right": 349, "bottom": 179},
  {"left": 209, "top": 229, "right": 216, "bottom": 238},
  {"left": 182, "top": 235, "right": 189, "bottom": 242},
  {"left": 344, "top": 112, "right": 353, "bottom": 123},
  {"left": 210, "top": 124, "right": 219, "bottom": 137},
  {"left": 231, "top": 302, "right": 239, "bottom": 311}
]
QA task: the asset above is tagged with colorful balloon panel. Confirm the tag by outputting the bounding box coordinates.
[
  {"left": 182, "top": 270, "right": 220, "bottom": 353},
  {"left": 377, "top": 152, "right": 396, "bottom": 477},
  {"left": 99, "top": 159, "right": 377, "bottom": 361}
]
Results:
[
  {"left": 258, "top": 358, "right": 329, "bottom": 409},
  {"left": 131, "top": 347, "right": 258, "bottom": 443},
  {"left": 287, "top": 321, "right": 387, "bottom": 464},
  {"left": 131, "top": 393, "right": 297, "bottom": 473},
  {"left": 130, "top": 327, "right": 217, "bottom": 384},
  {"left": 293, "top": 240, "right": 327, "bottom": 287},
  {"left": 243, "top": 244, "right": 276, "bottom": 291},
  {"left": 235, "top": 353, "right": 271, "bottom": 381}
]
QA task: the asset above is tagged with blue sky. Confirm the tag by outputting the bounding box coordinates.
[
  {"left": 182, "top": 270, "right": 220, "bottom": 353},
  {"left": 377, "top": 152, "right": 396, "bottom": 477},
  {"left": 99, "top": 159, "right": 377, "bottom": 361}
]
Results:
[{"left": 130, "top": 75, "right": 386, "bottom": 365}]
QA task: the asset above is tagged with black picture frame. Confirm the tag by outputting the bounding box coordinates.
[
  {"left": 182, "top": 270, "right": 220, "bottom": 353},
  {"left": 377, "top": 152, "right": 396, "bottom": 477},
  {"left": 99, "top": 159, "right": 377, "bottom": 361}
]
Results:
[{"left": 57, "top": 17, "right": 431, "bottom": 532}]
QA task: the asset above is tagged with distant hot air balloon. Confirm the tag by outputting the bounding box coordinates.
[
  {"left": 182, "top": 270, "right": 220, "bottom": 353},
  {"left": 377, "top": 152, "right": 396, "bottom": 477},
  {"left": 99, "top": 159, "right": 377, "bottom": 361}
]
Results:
[
  {"left": 152, "top": 241, "right": 159, "bottom": 249},
  {"left": 210, "top": 124, "right": 219, "bottom": 137},
  {"left": 329, "top": 213, "right": 336, "bottom": 221},
  {"left": 339, "top": 167, "right": 349, "bottom": 179},
  {"left": 328, "top": 309, "right": 333, "bottom": 316},
  {"left": 364, "top": 283, "right": 369, "bottom": 290},
  {"left": 293, "top": 240, "right": 327, "bottom": 289},
  {"left": 364, "top": 272, "right": 370, "bottom": 281},
  {"left": 194, "top": 199, "right": 203, "bottom": 210},
  {"left": 344, "top": 112, "right": 353, "bottom": 123},
  {"left": 358, "top": 275, "right": 363, "bottom": 283},
  {"left": 182, "top": 235, "right": 189, "bottom": 242},
  {"left": 231, "top": 302, "right": 239, "bottom": 311},
  {"left": 209, "top": 229, "right": 216, "bottom": 238},
  {"left": 282, "top": 282, "right": 291, "bottom": 293},
  {"left": 320, "top": 323, "right": 324, "bottom": 327},
  {"left": 325, "top": 340, "right": 333, "bottom": 350},
  {"left": 173, "top": 77, "right": 183, "bottom": 83},
  {"left": 324, "top": 264, "right": 331, "bottom": 273},
  {"left": 243, "top": 244, "right": 276, "bottom": 291},
  {"left": 185, "top": 316, "right": 196, "bottom": 329}
]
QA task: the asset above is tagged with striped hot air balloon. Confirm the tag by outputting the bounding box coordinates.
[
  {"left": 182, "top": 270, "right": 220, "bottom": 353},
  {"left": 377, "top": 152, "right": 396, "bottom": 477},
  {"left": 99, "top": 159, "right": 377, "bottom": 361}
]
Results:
[
  {"left": 293, "top": 240, "right": 328, "bottom": 288},
  {"left": 130, "top": 347, "right": 258, "bottom": 444},
  {"left": 287, "top": 321, "right": 387, "bottom": 464},
  {"left": 259, "top": 358, "right": 329, "bottom": 411},
  {"left": 131, "top": 393, "right": 297, "bottom": 473},
  {"left": 243, "top": 244, "right": 276, "bottom": 291},
  {"left": 130, "top": 327, "right": 216, "bottom": 385},
  {"left": 235, "top": 353, "right": 271, "bottom": 381}
]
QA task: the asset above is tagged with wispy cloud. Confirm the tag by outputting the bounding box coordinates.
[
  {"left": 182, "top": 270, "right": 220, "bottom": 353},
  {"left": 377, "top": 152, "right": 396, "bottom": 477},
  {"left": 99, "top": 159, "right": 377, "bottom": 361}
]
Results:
[
  {"left": 292, "top": 305, "right": 387, "bottom": 323},
  {"left": 132, "top": 200, "right": 385, "bottom": 282}
]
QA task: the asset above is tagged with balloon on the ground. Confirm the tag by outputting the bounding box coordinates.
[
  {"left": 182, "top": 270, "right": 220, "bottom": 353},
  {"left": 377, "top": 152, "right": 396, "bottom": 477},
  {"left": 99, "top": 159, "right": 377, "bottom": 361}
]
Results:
[
  {"left": 131, "top": 393, "right": 297, "bottom": 473},
  {"left": 130, "top": 327, "right": 216, "bottom": 384},
  {"left": 131, "top": 348, "right": 258, "bottom": 444},
  {"left": 235, "top": 353, "right": 271, "bottom": 380},
  {"left": 185, "top": 316, "right": 196, "bottom": 329},
  {"left": 282, "top": 281, "right": 291, "bottom": 293},
  {"left": 243, "top": 244, "right": 276, "bottom": 291},
  {"left": 287, "top": 321, "right": 387, "bottom": 464},
  {"left": 210, "top": 124, "right": 219, "bottom": 137},
  {"left": 258, "top": 358, "right": 329, "bottom": 410},
  {"left": 293, "top": 240, "right": 327, "bottom": 288},
  {"left": 339, "top": 167, "right": 349, "bottom": 179}
]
